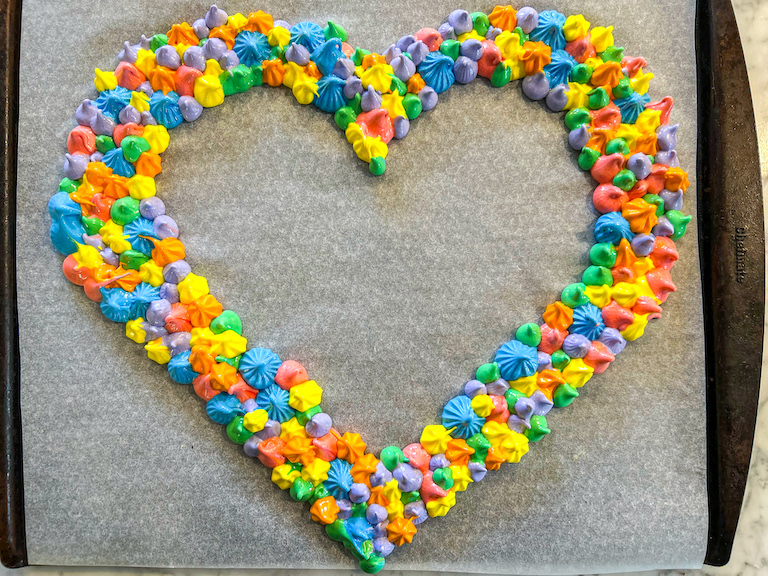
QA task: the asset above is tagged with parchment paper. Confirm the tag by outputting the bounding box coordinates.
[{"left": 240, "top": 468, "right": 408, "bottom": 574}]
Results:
[{"left": 15, "top": 0, "right": 707, "bottom": 572}]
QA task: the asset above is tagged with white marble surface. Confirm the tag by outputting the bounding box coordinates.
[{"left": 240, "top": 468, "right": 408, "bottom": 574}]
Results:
[{"left": 5, "top": 1, "right": 768, "bottom": 575}]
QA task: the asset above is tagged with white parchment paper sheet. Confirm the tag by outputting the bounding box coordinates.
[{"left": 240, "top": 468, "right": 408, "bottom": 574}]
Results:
[{"left": 16, "top": 0, "right": 707, "bottom": 572}]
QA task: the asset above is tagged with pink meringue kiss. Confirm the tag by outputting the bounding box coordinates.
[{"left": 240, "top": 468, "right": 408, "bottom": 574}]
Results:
[
  {"left": 645, "top": 96, "right": 675, "bottom": 124},
  {"left": 632, "top": 296, "right": 663, "bottom": 319},
  {"left": 646, "top": 269, "right": 677, "bottom": 302},
  {"left": 593, "top": 184, "right": 629, "bottom": 213},
  {"left": 565, "top": 35, "right": 596, "bottom": 63},
  {"left": 356, "top": 109, "right": 394, "bottom": 143},
  {"left": 414, "top": 27, "right": 442, "bottom": 51},
  {"left": 115, "top": 61, "right": 146, "bottom": 90},
  {"left": 649, "top": 237, "right": 680, "bottom": 270},
  {"left": 538, "top": 323, "right": 567, "bottom": 354},
  {"left": 590, "top": 153, "right": 625, "bottom": 184},
  {"left": 584, "top": 341, "right": 615, "bottom": 374},
  {"left": 477, "top": 40, "right": 502, "bottom": 79},
  {"left": 601, "top": 300, "right": 635, "bottom": 331},
  {"left": 590, "top": 102, "right": 622, "bottom": 131}
]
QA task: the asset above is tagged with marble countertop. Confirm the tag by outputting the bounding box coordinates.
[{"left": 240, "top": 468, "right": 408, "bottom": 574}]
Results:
[{"left": 5, "top": 1, "right": 767, "bottom": 575}]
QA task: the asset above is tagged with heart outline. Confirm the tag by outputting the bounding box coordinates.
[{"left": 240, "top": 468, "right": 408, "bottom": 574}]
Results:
[{"left": 48, "top": 4, "right": 690, "bottom": 572}]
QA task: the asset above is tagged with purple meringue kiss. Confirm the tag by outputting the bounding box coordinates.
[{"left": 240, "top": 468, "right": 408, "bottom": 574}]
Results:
[
  {"left": 192, "top": 18, "right": 209, "bottom": 40},
  {"left": 655, "top": 150, "right": 680, "bottom": 167},
  {"left": 485, "top": 26, "right": 503, "bottom": 41},
  {"left": 429, "top": 454, "right": 450, "bottom": 470},
  {"left": 202, "top": 37, "right": 227, "bottom": 61},
  {"left": 468, "top": 461, "right": 488, "bottom": 482},
  {"left": 522, "top": 71, "right": 551, "bottom": 101},
  {"left": 374, "top": 537, "right": 395, "bottom": 557},
  {"left": 163, "top": 260, "right": 192, "bottom": 284},
  {"left": 393, "top": 116, "right": 410, "bottom": 139},
  {"left": 146, "top": 298, "right": 172, "bottom": 326},
  {"left": 360, "top": 85, "right": 383, "bottom": 112},
  {"left": 537, "top": 351, "right": 553, "bottom": 371},
  {"left": 286, "top": 43, "right": 310, "bottom": 65},
  {"left": 159, "top": 282, "right": 180, "bottom": 303},
  {"left": 656, "top": 123, "right": 679, "bottom": 151},
  {"left": 146, "top": 325, "right": 168, "bottom": 340},
  {"left": 530, "top": 390, "right": 554, "bottom": 415},
  {"left": 136, "top": 81, "right": 154, "bottom": 96},
  {"left": 366, "top": 503, "right": 389, "bottom": 525},
  {"left": 155, "top": 45, "right": 181, "bottom": 69},
  {"left": 164, "top": 330, "right": 191, "bottom": 356},
  {"left": 599, "top": 327, "right": 627, "bottom": 355},
  {"left": 138, "top": 34, "right": 151, "bottom": 51},
  {"left": 660, "top": 189, "right": 684, "bottom": 211},
  {"left": 218, "top": 50, "right": 240, "bottom": 70},
  {"left": 372, "top": 521, "right": 388, "bottom": 538},
  {"left": 391, "top": 55, "right": 416, "bottom": 82},
  {"left": 568, "top": 124, "right": 590, "bottom": 150},
  {"left": 653, "top": 216, "right": 675, "bottom": 237},
  {"left": 383, "top": 44, "right": 402, "bottom": 64},
  {"left": 627, "top": 152, "right": 652, "bottom": 180},
  {"left": 546, "top": 83, "right": 569, "bottom": 112},
  {"left": 118, "top": 105, "right": 141, "bottom": 125},
  {"left": 204, "top": 4, "right": 228, "bottom": 28},
  {"left": 82, "top": 234, "right": 103, "bottom": 249},
  {"left": 562, "top": 333, "right": 592, "bottom": 358},
  {"left": 630, "top": 233, "right": 655, "bottom": 257},
  {"left": 486, "top": 378, "right": 510, "bottom": 396},
  {"left": 459, "top": 38, "right": 484, "bottom": 61},
  {"left": 453, "top": 56, "right": 478, "bottom": 84},
  {"left": 75, "top": 99, "right": 98, "bottom": 126},
  {"left": 343, "top": 75, "right": 363, "bottom": 100},
  {"left": 101, "top": 248, "right": 119, "bottom": 267},
  {"left": 370, "top": 460, "right": 393, "bottom": 487},
  {"left": 395, "top": 35, "right": 416, "bottom": 52},
  {"left": 243, "top": 434, "right": 261, "bottom": 458},
  {"left": 507, "top": 414, "right": 531, "bottom": 433},
  {"left": 448, "top": 9, "right": 473, "bottom": 35},
  {"left": 336, "top": 498, "right": 353, "bottom": 520},
  {"left": 305, "top": 412, "right": 332, "bottom": 438},
  {"left": 516, "top": 7, "right": 539, "bottom": 34},
  {"left": 153, "top": 215, "right": 179, "bottom": 238},
  {"left": 140, "top": 111, "right": 157, "bottom": 126},
  {"left": 406, "top": 40, "right": 429, "bottom": 66},
  {"left": 464, "top": 379, "right": 487, "bottom": 398},
  {"left": 117, "top": 41, "right": 138, "bottom": 63},
  {"left": 404, "top": 500, "right": 428, "bottom": 524},
  {"left": 418, "top": 86, "right": 438, "bottom": 111},
  {"left": 349, "top": 482, "right": 371, "bottom": 504},
  {"left": 183, "top": 46, "right": 207, "bottom": 71},
  {"left": 438, "top": 22, "right": 456, "bottom": 41},
  {"left": 179, "top": 96, "right": 204, "bottom": 122},
  {"left": 256, "top": 419, "right": 281, "bottom": 441},
  {"left": 393, "top": 462, "right": 423, "bottom": 492},
  {"left": 90, "top": 111, "right": 116, "bottom": 136},
  {"left": 514, "top": 396, "right": 535, "bottom": 420},
  {"left": 332, "top": 58, "right": 355, "bottom": 79},
  {"left": 63, "top": 153, "right": 89, "bottom": 179}
]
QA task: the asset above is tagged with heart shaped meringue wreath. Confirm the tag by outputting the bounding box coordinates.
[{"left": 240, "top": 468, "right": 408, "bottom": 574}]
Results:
[{"left": 49, "top": 4, "right": 689, "bottom": 572}]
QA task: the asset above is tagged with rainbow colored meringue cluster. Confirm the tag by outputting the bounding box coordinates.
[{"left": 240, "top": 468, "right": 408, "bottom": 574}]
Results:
[{"left": 48, "top": 4, "right": 690, "bottom": 572}]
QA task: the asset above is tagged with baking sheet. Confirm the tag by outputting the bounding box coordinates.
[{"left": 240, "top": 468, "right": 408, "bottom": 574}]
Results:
[{"left": 15, "top": 0, "right": 707, "bottom": 572}]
